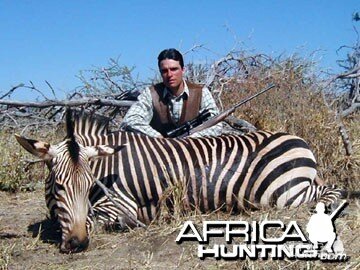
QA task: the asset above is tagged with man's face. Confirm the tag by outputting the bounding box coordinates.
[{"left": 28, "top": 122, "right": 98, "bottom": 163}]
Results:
[{"left": 159, "top": 59, "right": 184, "bottom": 93}]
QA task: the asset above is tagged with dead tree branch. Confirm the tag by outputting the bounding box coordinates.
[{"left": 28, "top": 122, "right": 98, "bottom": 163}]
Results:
[
  {"left": 0, "top": 98, "right": 134, "bottom": 109},
  {"left": 0, "top": 83, "right": 25, "bottom": 99},
  {"left": 321, "top": 65, "right": 360, "bottom": 117},
  {"left": 320, "top": 58, "right": 360, "bottom": 157},
  {"left": 336, "top": 115, "right": 353, "bottom": 156}
]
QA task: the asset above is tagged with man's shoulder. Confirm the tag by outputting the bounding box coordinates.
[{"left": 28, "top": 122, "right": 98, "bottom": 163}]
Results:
[
  {"left": 186, "top": 81, "right": 204, "bottom": 91},
  {"left": 149, "top": 83, "right": 166, "bottom": 100},
  {"left": 151, "top": 82, "right": 165, "bottom": 90}
]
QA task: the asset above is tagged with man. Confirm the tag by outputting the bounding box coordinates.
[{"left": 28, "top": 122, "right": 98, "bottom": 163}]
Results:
[{"left": 120, "top": 48, "right": 223, "bottom": 138}]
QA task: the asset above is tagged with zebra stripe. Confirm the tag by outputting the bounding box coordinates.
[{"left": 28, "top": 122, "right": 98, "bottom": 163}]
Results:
[
  {"left": 69, "top": 111, "right": 339, "bottom": 224},
  {"left": 22, "top": 110, "right": 343, "bottom": 253}
]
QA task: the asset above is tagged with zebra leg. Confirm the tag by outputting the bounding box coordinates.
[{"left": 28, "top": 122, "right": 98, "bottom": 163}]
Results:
[
  {"left": 278, "top": 184, "right": 343, "bottom": 208},
  {"left": 91, "top": 199, "right": 143, "bottom": 230},
  {"left": 92, "top": 180, "right": 145, "bottom": 229},
  {"left": 137, "top": 204, "right": 160, "bottom": 224},
  {"left": 288, "top": 185, "right": 354, "bottom": 219},
  {"left": 313, "top": 185, "right": 343, "bottom": 205}
]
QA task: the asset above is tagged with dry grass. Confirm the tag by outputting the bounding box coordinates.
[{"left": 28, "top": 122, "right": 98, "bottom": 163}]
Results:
[
  {"left": 0, "top": 126, "right": 65, "bottom": 192},
  {"left": 1, "top": 188, "right": 358, "bottom": 269},
  {"left": 220, "top": 72, "right": 360, "bottom": 190}
]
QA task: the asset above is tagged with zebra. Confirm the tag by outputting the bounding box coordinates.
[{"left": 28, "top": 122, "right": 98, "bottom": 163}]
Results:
[{"left": 15, "top": 110, "right": 347, "bottom": 253}]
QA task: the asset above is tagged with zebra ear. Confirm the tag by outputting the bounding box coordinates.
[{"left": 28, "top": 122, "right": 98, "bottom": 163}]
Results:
[
  {"left": 15, "top": 134, "right": 57, "bottom": 160},
  {"left": 85, "top": 144, "right": 127, "bottom": 159}
]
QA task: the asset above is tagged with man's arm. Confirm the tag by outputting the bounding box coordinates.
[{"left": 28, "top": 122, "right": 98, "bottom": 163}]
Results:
[
  {"left": 190, "top": 87, "right": 223, "bottom": 137},
  {"left": 120, "top": 87, "right": 163, "bottom": 137}
]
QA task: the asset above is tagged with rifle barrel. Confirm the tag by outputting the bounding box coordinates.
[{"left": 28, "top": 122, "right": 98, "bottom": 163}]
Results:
[
  {"left": 188, "top": 83, "right": 276, "bottom": 135},
  {"left": 329, "top": 200, "right": 347, "bottom": 220},
  {"left": 232, "top": 83, "right": 276, "bottom": 111}
]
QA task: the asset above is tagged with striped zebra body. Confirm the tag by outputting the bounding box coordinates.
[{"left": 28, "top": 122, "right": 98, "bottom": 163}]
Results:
[
  {"left": 72, "top": 113, "right": 336, "bottom": 225},
  {"left": 16, "top": 110, "right": 342, "bottom": 253}
]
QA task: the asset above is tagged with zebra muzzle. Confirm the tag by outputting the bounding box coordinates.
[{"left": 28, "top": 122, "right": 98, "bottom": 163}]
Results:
[{"left": 61, "top": 236, "right": 90, "bottom": 253}]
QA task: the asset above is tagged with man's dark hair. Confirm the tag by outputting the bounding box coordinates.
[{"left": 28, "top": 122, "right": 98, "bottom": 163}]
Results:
[{"left": 157, "top": 48, "right": 184, "bottom": 69}]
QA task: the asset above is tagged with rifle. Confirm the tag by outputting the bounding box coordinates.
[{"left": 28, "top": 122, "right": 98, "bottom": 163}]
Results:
[
  {"left": 166, "top": 109, "right": 212, "bottom": 138},
  {"left": 166, "top": 83, "right": 276, "bottom": 138},
  {"left": 329, "top": 200, "right": 347, "bottom": 220}
]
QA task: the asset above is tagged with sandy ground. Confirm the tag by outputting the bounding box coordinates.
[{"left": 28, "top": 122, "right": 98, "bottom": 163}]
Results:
[{"left": 0, "top": 188, "right": 359, "bottom": 270}]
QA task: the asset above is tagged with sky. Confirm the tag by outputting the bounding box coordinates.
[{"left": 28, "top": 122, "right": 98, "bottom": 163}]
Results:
[{"left": 1, "top": 1, "right": 359, "bottom": 100}]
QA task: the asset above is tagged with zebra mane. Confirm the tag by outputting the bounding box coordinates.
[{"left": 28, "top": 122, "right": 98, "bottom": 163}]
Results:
[
  {"left": 65, "top": 109, "right": 81, "bottom": 163},
  {"left": 68, "top": 109, "right": 112, "bottom": 145}
]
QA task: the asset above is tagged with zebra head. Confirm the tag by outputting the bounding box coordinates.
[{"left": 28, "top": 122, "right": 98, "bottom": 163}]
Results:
[{"left": 15, "top": 112, "right": 124, "bottom": 253}]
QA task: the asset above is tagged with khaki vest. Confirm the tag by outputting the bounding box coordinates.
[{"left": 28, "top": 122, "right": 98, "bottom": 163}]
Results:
[{"left": 149, "top": 82, "right": 203, "bottom": 136}]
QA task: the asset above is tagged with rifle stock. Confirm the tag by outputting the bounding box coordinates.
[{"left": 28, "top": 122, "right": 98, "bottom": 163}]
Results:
[{"left": 186, "top": 83, "right": 276, "bottom": 136}]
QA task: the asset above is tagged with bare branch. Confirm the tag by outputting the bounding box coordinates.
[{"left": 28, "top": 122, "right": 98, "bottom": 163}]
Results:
[
  {"left": 0, "top": 83, "right": 25, "bottom": 99},
  {"left": 45, "top": 80, "right": 57, "bottom": 99},
  {"left": 341, "top": 102, "right": 360, "bottom": 117},
  {"left": 102, "top": 67, "right": 124, "bottom": 92},
  {"left": 336, "top": 116, "right": 353, "bottom": 156},
  {"left": 28, "top": 81, "right": 50, "bottom": 100},
  {"left": 183, "top": 44, "right": 205, "bottom": 55},
  {"left": 0, "top": 98, "right": 135, "bottom": 108}
]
